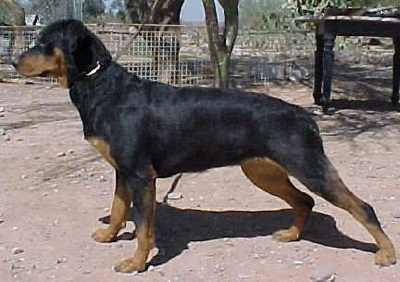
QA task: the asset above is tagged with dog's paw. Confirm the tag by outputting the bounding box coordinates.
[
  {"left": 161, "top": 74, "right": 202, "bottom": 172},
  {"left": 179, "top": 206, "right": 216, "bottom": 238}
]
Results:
[
  {"left": 272, "top": 227, "right": 300, "bottom": 242},
  {"left": 375, "top": 249, "right": 397, "bottom": 267},
  {"left": 113, "top": 257, "right": 146, "bottom": 273},
  {"left": 91, "top": 227, "right": 116, "bottom": 243}
]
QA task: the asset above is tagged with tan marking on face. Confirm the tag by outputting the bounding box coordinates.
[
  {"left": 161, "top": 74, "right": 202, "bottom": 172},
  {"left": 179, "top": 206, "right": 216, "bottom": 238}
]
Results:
[
  {"left": 52, "top": 47, "right": 68, "bottom": 87},
  {"left": 15, "top": 46, "right": 68, "bottom": 88}
]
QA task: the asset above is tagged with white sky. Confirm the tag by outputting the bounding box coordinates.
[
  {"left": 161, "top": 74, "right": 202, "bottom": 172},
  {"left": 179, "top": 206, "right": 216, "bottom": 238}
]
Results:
[
  {"left": 181, "top": 0, "right": 225, "bottom": 22},
  {"left": 103, "top": 0, "right": 225, "bottom": 22}
]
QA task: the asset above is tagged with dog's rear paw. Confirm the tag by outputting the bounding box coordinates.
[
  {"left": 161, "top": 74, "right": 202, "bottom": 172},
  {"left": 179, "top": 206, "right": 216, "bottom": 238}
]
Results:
[
  {"left": 375, "top": 249, "right": 397, "bottom": 267},
  {"left": 91, "top": 227, "right": 116, "bottom": 243},
  {"left": 272, "top": 227, "right": 300, "bottom": 242},
  {"left": 113, "top": 258, "right": 146, "bottom": 273}
]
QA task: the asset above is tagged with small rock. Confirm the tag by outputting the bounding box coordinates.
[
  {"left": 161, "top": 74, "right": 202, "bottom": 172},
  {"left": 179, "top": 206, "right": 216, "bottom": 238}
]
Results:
[
  {"left": 55, "top": 257, "right": 67, "bottom": 264},
  {"left": 167, "top": 192, "right": 183, "bottom": 200},
  {"left": 12, "top": 247, "right": 24, "bottom": 255},
  {"left": 0, "top": 128, "right": 5, "bottom": 136},
  {"left": 381, "top": 196, "right": 396, "bottom": 201},
  {"left": 0, "top": 218, "right": 4, "bottom": 224},
  {"left": 311, "top": 266, "right": 335, "bottom": 282},
  {"left": 57, "top": 151, "right": 66, "bottom": 157},
  {"left": 311, "top": 108, "right": 324, "bottom": 116},
  {"left": 0, "top": 107, "right": 4, "bottom": 112}
]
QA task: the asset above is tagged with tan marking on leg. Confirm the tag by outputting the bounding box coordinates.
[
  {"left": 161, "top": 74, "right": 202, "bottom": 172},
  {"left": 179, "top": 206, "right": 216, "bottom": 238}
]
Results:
[
  {"left": 326, "top": 169, "right": 396, "bottom": 266},
  {"left": 241, "top": 158, "right": 314, "bottom": 242},
  {"left": 86, "top": 137, "right": 128, "bottom": 242},
  {"left": 115, "top": 168, "right": 157, "bottom": 273},
  {"left": 92, "top": 173, "right": 131, "bottom": 243}
]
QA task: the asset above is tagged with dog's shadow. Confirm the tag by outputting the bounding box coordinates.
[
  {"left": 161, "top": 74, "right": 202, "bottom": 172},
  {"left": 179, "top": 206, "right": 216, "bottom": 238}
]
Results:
[{"left": 99, "top": 203, "right": 377, "bottom": 267}]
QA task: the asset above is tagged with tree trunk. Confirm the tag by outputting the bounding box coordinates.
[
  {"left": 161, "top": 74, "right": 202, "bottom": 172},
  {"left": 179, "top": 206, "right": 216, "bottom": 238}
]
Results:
[
  {"left": 147, "top": 0, "right": 185, "bottom": 27},
  {"left": 124, "top": 0, "right": 184, "bottom": 26},
  {"left": 0, "top": 0, "right": 25, "bottom": 26},
  {"left": 124, "top": 0, "right": 185, "bottom": 84},
  {"left": 202, "top": 0, "right": 238, "bottom": 89},
  {"left": 124, "top": 0, "right": 151, "bottom": 24}
]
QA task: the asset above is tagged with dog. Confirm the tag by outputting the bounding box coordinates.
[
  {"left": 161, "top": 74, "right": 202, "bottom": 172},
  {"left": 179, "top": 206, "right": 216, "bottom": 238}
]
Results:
[{"left": 13, "top": 19, "right": 396, "bottom": 272}]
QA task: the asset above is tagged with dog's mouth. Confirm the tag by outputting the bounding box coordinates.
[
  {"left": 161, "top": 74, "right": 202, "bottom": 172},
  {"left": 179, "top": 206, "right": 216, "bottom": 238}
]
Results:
[{"left": 37, "top": 70, "right": 52, "bottom": 77}]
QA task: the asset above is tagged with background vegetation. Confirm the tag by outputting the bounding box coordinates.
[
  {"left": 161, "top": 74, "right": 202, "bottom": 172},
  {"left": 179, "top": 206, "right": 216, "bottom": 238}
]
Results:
[{"left": 15, "top": 0, "right": 400, "bottom": 26}]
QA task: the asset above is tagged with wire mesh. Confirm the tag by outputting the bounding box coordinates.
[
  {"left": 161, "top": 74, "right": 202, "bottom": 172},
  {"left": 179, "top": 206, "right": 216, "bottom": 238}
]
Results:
[{"left": 0, "top": 23, "right": 315, "bottom": 87}]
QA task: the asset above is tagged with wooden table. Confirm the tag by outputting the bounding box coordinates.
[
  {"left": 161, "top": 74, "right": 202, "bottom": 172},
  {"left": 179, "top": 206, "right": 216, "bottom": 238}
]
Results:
[{"left": 296, "top": 16, "right": 400, "bottom": 111}]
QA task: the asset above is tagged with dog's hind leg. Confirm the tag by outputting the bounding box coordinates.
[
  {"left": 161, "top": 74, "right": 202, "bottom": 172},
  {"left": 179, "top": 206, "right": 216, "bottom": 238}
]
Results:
[
  {"left": 241, "top": 158, "right": 315, "bottom": 242},
  {"left": 92, "top": 171, "right": 131, "bottom": 243},
  {"left": 320, "top": 163, "right": 396, "bottom": 266},
  {"left": 293, "top": 156, "right": 396, "bottom": 267}
]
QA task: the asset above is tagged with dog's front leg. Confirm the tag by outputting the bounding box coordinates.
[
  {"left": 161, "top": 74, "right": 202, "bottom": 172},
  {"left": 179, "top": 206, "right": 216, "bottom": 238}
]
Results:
[
  {"left": 92, "top": 171, "right": 131, "bottom": 242},
  {"left": 114, "top": 170, "right": 156, "bottom": 273}
]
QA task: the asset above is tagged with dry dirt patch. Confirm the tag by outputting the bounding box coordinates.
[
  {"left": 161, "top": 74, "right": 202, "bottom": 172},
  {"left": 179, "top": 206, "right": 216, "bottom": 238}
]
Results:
[{"left": 0, "top": 81, "right": 399, "bottom": 282}]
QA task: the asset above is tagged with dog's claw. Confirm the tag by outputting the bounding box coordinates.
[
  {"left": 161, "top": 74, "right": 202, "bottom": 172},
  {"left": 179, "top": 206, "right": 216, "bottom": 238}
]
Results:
[
  {"left": 272, "top": 227, "right": 300, "bottom": 242},
  {"left": 375, "top": 249, "right": 397, "bottom": 267},
  {"left": 91, "top": 227, "right": 116, "bottom": 243}
]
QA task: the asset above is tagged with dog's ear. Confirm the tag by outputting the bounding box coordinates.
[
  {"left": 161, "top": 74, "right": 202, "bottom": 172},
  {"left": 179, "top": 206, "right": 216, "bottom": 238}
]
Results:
[{"left": 65, "top": 20, "right": 112, "bottom": 74}]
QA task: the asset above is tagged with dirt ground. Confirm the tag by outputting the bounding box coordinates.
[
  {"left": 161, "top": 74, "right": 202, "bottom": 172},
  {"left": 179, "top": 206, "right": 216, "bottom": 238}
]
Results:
[{"left": 1, "top": 70, "right": 400, "bottom": 281}]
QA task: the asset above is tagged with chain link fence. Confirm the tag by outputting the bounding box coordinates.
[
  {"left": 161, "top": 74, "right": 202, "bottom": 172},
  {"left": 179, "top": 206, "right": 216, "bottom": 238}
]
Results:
[{"left": 0, "top": 23, "right": 315, "bottom": 87}]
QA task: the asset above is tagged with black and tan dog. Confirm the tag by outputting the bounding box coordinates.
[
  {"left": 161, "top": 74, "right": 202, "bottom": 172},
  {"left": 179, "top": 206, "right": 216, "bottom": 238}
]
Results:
[{"left": 13, "top": 19, "right": 396, "bottom": 272}]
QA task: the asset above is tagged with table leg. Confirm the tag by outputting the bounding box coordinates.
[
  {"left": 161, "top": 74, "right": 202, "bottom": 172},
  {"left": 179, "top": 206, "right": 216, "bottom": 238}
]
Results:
[
  {"left": 392, "top": 36, "right": 400, "bottom": 105},
  {"left": 321, "top": 33, "right": 336, "bottom": 112},
  {"left": 313, "top": 32, "right": 323, "bottom": 105}
]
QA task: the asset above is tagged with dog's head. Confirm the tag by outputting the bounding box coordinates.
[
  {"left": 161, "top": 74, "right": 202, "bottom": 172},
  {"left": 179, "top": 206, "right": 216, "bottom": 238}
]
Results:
[{"left": 13, "top": 19, "right": 112, "bottom": 88}]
